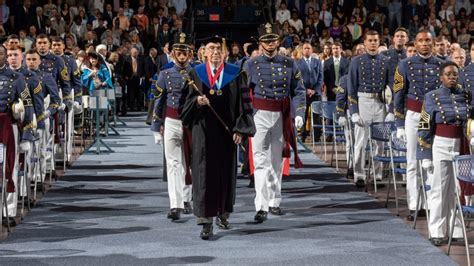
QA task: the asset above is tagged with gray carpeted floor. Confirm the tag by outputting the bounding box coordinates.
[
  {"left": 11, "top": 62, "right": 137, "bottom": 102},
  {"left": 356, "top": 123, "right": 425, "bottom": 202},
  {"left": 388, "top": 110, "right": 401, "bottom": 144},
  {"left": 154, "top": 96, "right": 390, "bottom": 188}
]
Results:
[{"left": 0, "top": 115, "right": 455, "bottom": 265}]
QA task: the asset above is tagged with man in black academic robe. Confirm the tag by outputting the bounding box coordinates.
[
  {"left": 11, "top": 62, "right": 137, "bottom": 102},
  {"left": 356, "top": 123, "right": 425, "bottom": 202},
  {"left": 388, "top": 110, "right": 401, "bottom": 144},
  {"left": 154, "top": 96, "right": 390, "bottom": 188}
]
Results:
[{"left": 180, "top": 36, "right": 255, "bottom": 240}]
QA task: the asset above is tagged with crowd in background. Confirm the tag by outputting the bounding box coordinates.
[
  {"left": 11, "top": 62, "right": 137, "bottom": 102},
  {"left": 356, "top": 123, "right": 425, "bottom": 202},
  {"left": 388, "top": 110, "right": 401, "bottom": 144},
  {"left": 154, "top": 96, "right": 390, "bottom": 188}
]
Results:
[{"left": 0, "top": 0, "right": 473, "bottom": 115}]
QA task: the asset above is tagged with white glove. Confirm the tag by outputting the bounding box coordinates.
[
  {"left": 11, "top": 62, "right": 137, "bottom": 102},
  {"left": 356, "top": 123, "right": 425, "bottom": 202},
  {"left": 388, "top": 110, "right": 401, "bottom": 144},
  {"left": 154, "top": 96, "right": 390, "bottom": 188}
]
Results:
[
  {"left": 12, "top": 100, "right": 25, "bottom": 121},
  {"left": 351, "top": 113, "right": 364, "bottom": 127},
  {"left": 42, "top": 110, "right": 51, "bottom": 120},
  {"left": 19, "top": 141, "right": 32, "bottom": 153},
  {"left": 295, "top": 116, "right": 304, "bottom": 129},
  {"left": 65, "top": 100, "right": 74, "bottom": 110},
  {"left": 385, "top": 112, "right": 395, "bottom": 122},
  {"left": 338, "top": 116, "right": 347, "bottom": 127},
  {"left": 73, "top": 101, "right": 83, "bottom": 114},
  {"left": 59, "top": 103, "right": 66, "bottom": 111},
  {"left": 421, "top": 159, "right": 434, "bottom": 175},
  {"left": 154, "top": 132, "right": 163, "bottom": 145},
  {"left": 396, "top": 128, "right": 407, "bottom": 143}
]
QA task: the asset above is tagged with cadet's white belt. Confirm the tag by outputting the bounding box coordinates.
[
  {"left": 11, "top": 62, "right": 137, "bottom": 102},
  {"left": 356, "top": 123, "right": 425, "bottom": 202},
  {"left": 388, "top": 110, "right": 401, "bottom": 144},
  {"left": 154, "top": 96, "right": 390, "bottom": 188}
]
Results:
[{"left": 357, "top": 92, "right": 380, "bottom": 99}]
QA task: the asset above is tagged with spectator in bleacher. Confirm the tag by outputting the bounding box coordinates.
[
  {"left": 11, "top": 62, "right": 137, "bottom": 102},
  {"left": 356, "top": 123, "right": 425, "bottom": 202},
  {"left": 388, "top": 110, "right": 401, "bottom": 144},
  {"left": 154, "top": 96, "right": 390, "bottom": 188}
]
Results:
[
  {"left": 312, "top": 10, "right": 325, "bottom": 37},
  {"left": 134, "top": 7, "right": 150, "bottom": 31},
  {"left": 347, "top": 15, "right": 362, "bottom": 43},
  {"left": 323, "top": 42, "right": 349, "bottom": 101},
  {"left": 458, "top": 27, "right": 471, "bottom": 49},
  {"left": 329, "top": 18, "right": 343, "bottom": 41},
  {"left": 408, "top": 15, "right": 421, "bottom": 40},
  {"left": 403, "top": 0, "right": 424, "bottom": 28},
  {"left": 103, "top": 4, "right": 115, "bottom": 27},
  {"left": 42, "top": 18, "right": 57, "bottom": 36},
  {"left": 123, "top": 0, "right": 134, "bottom": 20},
  {"left": 305, "top": 0, "right": 319, "bottom": 14},
  {"left": 81, "top": 30, "right": 99, "bottom": 50},
  {"left": 33, "top": 6, "right": 46, "bottom": 33},
  {"left": 455, "top": 0, "right": 472, "bottom": 16},
  {"left": 306, "top": 6, "right": 316, "bottom": 20},
  {"left": 319, "top": 3, "right": 332, "bottom": 28},
  {"left": 52, "top": 9, "right": 66, "bottom": 33},
  {"left": 126, "top": 47, "right": 145, "bottom": 111},
  {"left": 320, "top": 42, "right": 332, "bottom": 65},
  {"left": 60, "top": 2, "right": 72, "bottom": 26},
  {"left": 340, "top": 26, "right": 353, "bottom": 50},
  {"left": 114, "top": 8, "right": 130, "bottom": 31},
  {"left": 388, "top": 0, "right": 402, "bottom": 32},
  {"left": 333, "top": 5, "right": 347, "bottom": 26},
  {"left": 78, "top": 9, "right": 88, "bottom": 25},
  {"left": 289, "top": 10, "right": 303, "bottom": 34},
  {"left": 319, "top": 29, "right": 333, "bottom": 49},
  {"left": 27, "top": 25, "right": 37, "bottom": 43},
  {"left": 130, "top": 32, "right": 145, "bottom": 55},
  {"left": 300, "top": 26, "right": 316, "bottom": 45},
  {"left": 170, "top": 19, "right": 183, "bottom": 37},
  {"left": 169, "top": 0, "right": 187, "bottom": 17},
  {"left": 275, "top": 2, "right": 290, "bottom": 26},
  {"left": 43, "top": 0, "right": 57, "bottom": 17},
  {"left": 352, "top": 1, "right": 367, "bottom": 24},
  {"left": 92, "top": 0, "right": 105, "bottom": 13},
  {"left": 19, "top": 29, "right": 32, "bottom": 52},
  {"left": 364, "top": 13, "right": 382, "bottom": 35},
  {"left": 13, "top": 0, "right": 33, "bottom": 33}
]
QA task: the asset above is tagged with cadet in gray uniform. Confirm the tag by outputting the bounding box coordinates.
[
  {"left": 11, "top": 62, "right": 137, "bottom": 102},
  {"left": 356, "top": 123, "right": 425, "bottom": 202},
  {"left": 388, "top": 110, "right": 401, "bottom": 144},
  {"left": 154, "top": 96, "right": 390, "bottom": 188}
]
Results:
[
  {"left": 0, "top": 44, "right": 35, "bottom": 227},
  {"left": 417, "top": 62, "right": 472, "bottom": 246},
  {"left": 25, "top": 49, "right": 61, "bottom": 183},
  {"left": 347, "top": 30, "right": 390, "bottom": 188},
  {"left": 245, "top": 23, "right": 306, "bottom": 223},
  {"left": 393, "top": 30, "right": 444, "bottom": 221},
  {"left": 151, "top": 33, "right": 193, "bottom": 221}
]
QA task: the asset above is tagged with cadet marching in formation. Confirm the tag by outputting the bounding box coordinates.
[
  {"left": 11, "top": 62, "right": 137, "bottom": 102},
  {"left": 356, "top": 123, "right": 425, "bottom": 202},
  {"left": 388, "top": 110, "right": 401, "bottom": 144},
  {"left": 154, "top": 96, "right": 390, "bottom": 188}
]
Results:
[
  {"left": 149, "top": 23, "right": 474, "bottom": 245},
  {"left": 1, "top": 22, "right": 473, "bottom": 246}
]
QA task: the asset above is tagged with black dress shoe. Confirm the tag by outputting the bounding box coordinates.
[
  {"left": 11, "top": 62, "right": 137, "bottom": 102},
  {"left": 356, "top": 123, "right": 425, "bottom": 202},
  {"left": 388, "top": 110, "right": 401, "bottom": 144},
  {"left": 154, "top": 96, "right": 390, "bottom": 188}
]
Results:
[
  {"left": 167, "top": 208, "right": 181, "bottom": 221},
  {"left": 183, "top": 202, "right": 192, "bottom": 214},
  {"left": 406, "top": 211, "right": 415, "bottom": 221},
  {"left": 200, "top": 223, "right": 213, "bottom": 240},
  {"left": 254, "top": 210, "right": 267, "bottom": 223},
  {"left": 248, "top": 179, "right": 255, "bottom": 188},
  {"left": 355, "top": 179, "right": 365, "bottom": 188},
  {"left": 269, "top": 207, "right": 283, "bottom": 215},
  {"left": 417, "top": 209, "right": 427, "bottom": 217},
  {"left": 431, "top": 238, "right": 444, "bottom": 246},
  {"left": 2, "top": 217, "right": 17, "bottom": 227},
  {"left": 215, "top": 217, "right": 231, "bottom": 230},
  {"left": 346, "top": 168, "right": 354, "bottom": 179}
]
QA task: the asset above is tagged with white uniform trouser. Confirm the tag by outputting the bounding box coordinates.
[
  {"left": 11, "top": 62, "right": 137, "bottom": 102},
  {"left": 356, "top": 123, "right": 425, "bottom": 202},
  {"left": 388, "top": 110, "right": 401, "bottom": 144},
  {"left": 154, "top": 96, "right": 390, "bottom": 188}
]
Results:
[
  {"left": 428, "top": 136, "right": 462, "bottom": 238},
  {"left": 252, "top": 110, "right": 284, "bottom": 212},
  {"left": 4, "top": 124, "right": 19, "bottom": 217},
  {"left": 164, "top": 117, "right": 192, "bottom": 209},
  {"left": 66, "top": 105, "right": 74, "bottom": 162},
  {"left": 343, "top": 126, "right": 352, "bottom": 167},
  {"left": 353, "top": 97, "right": 385, "bottom": 181},
  {"left": 405, "top": 110, "right": 424, "bottom": 211},
  {"left": 40, "top": 118, "right": 51, "bottom": 181},
  {"left": 45, "top": 117, "right": 56, "bottom": 173}
]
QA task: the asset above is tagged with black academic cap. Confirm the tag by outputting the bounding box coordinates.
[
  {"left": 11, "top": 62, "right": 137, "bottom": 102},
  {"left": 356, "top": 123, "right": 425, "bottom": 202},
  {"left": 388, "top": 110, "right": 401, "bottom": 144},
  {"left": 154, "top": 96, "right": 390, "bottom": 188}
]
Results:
[{"left": 199, "top": 35, "right": 232, "bottom": 51}]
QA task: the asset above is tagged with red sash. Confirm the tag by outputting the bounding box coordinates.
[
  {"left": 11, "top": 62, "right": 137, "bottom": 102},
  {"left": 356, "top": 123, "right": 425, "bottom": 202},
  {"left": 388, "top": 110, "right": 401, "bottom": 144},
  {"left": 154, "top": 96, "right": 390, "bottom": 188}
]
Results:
[
  {"left": 0, "top": 113, "right": 16, "bottom": 192},
  {"left": 205, "top": 63, "right": 224, "bottom": 89}
]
